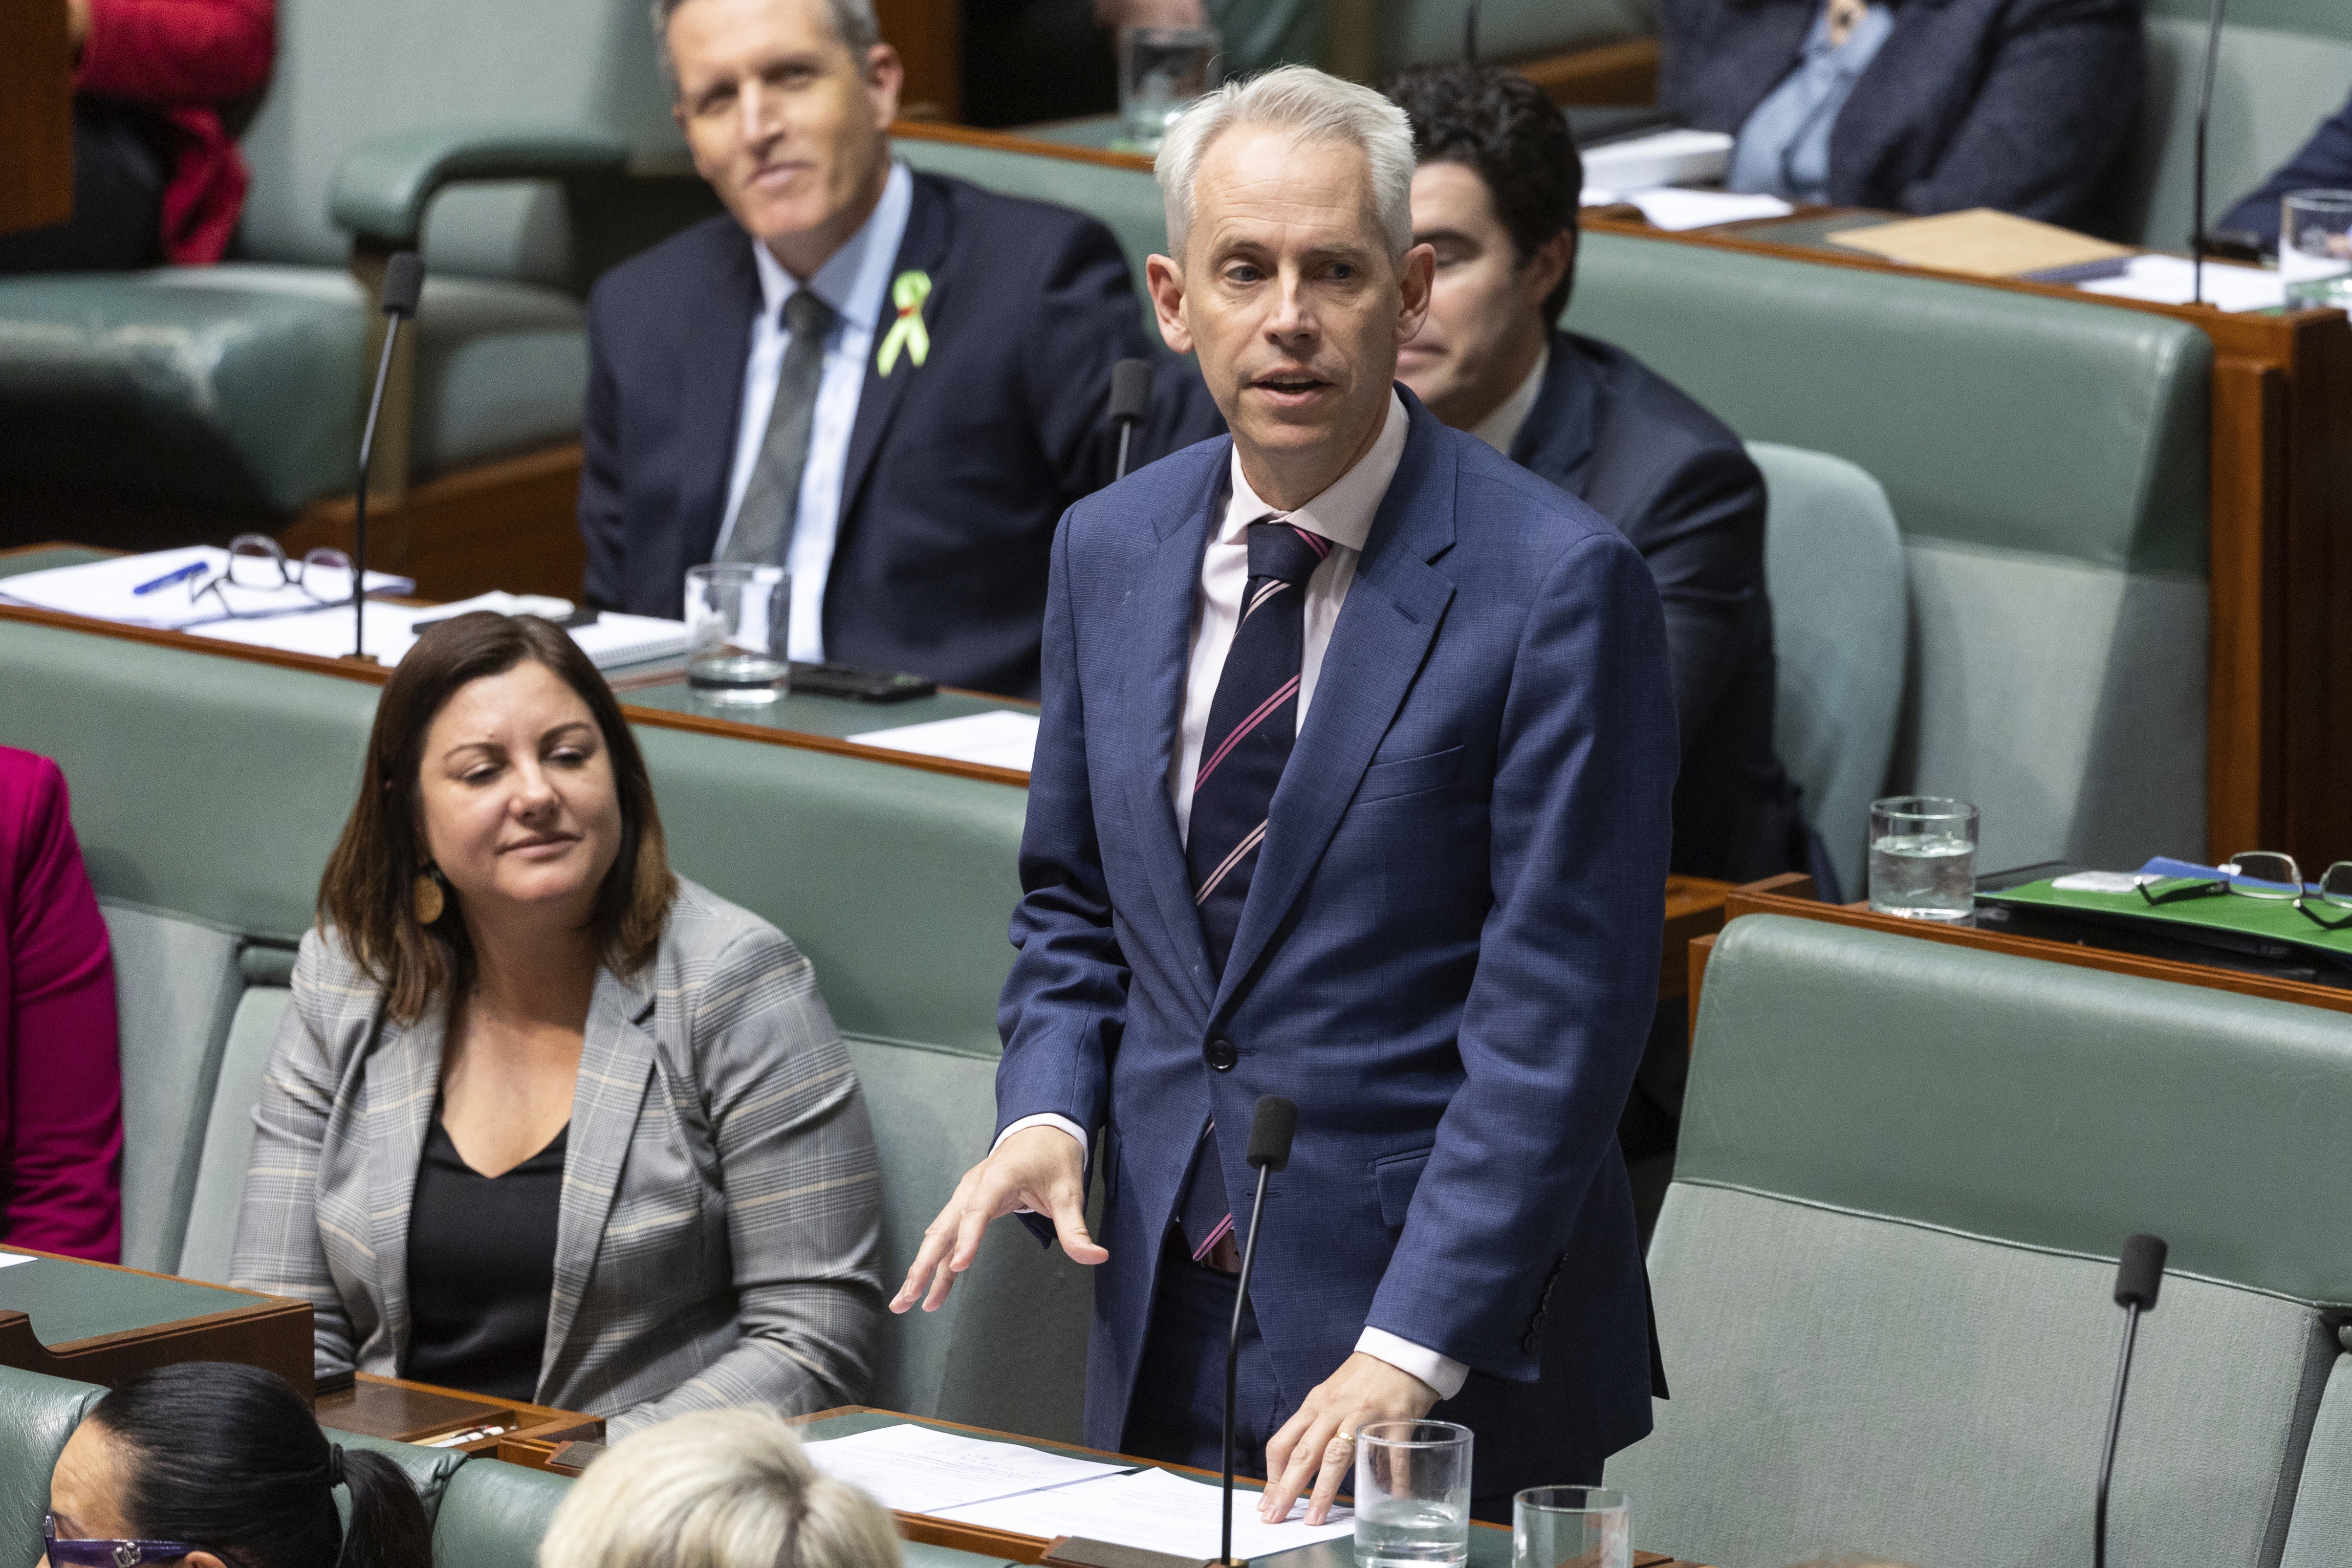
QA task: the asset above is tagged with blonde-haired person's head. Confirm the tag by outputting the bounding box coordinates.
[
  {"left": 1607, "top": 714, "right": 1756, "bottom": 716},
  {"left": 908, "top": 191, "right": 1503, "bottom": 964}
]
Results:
[{"left": 537, "top": 1409, "right": 899, "bottom": 1568}]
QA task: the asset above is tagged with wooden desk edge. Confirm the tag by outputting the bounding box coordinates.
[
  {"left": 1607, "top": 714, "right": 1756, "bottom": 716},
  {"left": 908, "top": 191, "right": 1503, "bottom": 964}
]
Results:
[
  {"left": 327, "top": 1371, "right": 604, "bottom": 1458},
  {"left": 0, "top": 1243, "right": 313, "bottom": 1395}
]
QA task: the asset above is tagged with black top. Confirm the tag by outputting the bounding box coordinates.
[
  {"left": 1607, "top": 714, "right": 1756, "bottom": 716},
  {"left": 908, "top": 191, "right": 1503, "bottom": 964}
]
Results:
[{"left": 404, "top": 1106, "right": 568, "bottom": 1402}]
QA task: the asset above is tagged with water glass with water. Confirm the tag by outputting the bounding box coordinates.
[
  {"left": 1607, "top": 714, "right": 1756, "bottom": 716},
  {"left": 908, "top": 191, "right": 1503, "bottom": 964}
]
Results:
[
  {"left": 1118, "top": 24, "right": 1219, "bottom": 152},
  {"left": 1869, "top": 796, "right": 1979, "bottom": 921},
  {"left": 2281, "top": 191, "right": 2352, "bottom": 310},
  {"left": 1514, "top": 1486, "right": 1630, "bottom": 1568},
  {"left": 685, "top": 564, "right": 790, "bottom": 705},
  {"left": 1354, "top": 1419, "right": 1471, "bottom": 1568}
]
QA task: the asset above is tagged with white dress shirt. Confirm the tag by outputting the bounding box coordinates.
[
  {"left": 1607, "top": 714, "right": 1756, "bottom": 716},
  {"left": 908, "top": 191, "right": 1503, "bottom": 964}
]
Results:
[
  {"left": 1468, "top": 343, "right": 1549, "bottom": 457},
  {"left": 999, "top": 392, "right": 1469, "bottom": 1401},
  {"left": 711, "top": 160, "right": 915, "bottom": 663}
]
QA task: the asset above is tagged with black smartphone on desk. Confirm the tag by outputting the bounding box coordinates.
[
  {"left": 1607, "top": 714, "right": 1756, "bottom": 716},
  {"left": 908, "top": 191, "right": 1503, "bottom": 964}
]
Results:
[{"left": 789, "top": 661, "right": 936, "bottom": 701}]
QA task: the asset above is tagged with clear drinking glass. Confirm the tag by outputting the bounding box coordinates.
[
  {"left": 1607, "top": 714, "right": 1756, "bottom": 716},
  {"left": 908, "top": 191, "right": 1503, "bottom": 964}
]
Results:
[
  {"left": 1513, "top": 1487, "right": 1630, "bottom": 1568},
  {"left": 1868, "top": 796, "right": 1979, "bottom": 921},
  {"left": 2280, "top": 191, "right": 2352, "bottom": 310},
  {"left": 1117, "top": 24, "right": 1220, "bottom": 152},
  {"left": 1354, "top": 1419, "right": 1472, "bottom": 1568},
  {"left": 684, "top": 564, "right": 790, "bottom": 705}
]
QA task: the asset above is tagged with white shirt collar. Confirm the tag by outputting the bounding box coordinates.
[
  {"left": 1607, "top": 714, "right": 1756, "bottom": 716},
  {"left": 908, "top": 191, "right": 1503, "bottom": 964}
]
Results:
[
  {"left": 748, "top": 159, "right": 914, "bottom": 332},
  {"left": 1223, "top": 389, "right": 1411, "bottom": 551},
  {"left": 1470, "top": 342, "right": 1550, "bottom": 456}
]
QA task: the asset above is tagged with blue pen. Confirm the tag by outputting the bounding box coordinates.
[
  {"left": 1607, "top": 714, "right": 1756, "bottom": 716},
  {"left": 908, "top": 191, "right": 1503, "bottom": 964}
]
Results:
[{"left": 132, "top": 561, "right": 207, "bottom": 596}]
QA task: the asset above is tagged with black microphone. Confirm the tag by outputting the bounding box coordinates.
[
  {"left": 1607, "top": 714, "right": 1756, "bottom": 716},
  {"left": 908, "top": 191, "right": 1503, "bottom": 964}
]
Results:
[
  {"left": 2095, "top": 1233, "right": 2167, "bottom": 1568},
  {"left": 1221, "top": 1094, "right": 1298, "bottom": 1568},
  {"left": 1110, "top": 358, "right": 1153, "bottom": 483},
  {"left": 352, "top": 251, "right": 424, "bottom": 659},
  {"left": 1463, "top": 0, "right": 1480, "bottom": 64},
  {"left": 2190, "top": 0, "right": 2230, "bottom": 304}
]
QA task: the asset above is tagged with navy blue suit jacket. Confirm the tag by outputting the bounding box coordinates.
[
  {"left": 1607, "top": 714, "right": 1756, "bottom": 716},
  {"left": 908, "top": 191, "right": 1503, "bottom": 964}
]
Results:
[
  {"left": 578, "top": 169, "right": 1220, "bottom": 698},
  {"left": 1660, "top": 0, "right": 2144, "bottom": 229},
  {"left": 996, "top": 389, "right": 1678, "bottom": 1491},
  {"left": 2222, "top": 87, "right": 2352, "bottom": 250},
  {"left": 1514, "top": 331, "right": 1805, "bottom": 886}
]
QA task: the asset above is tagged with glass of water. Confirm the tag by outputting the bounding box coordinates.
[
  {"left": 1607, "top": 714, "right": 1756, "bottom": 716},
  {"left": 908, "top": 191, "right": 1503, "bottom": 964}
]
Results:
[
  {"left": 684, "top": 564, "right": 790, "bottom": 705},
  {"left": 1355, "top": 1419, "right": 1471, "bottom": 1568},
  {"left": 2281, "top": 191, "right": 2352, "bottom": 311},
  {"left": 1869, "top": 796, "right": 1979, "bottom": 921},
  {"left": 1514, "top": 1486, "right": 1630, "bottom": 1568},
  {"left": 1117, "top": 24, "right": 1220, "bottom": 153}
]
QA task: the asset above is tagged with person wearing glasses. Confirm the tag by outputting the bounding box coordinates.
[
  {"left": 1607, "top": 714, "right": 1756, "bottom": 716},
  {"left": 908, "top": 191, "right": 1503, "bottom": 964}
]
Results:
[
  {"left": 39, "top": 1362, "right": 430, "bottom": 1568},
  {"left": 230, "top": 612, "right": 885, "bottom": 1428},
  {"left": 537, "top": 1407, "right": 900, "bottom": 1568}
]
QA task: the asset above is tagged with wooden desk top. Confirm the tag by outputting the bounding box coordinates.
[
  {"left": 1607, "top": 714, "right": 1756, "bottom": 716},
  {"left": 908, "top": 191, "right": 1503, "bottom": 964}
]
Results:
[
  {"left": 316, "top": 1371, "right": 602, "bottom": 1456},
  {"left": 0, "top": 1245, "right": 312, "bottom": 1396}
]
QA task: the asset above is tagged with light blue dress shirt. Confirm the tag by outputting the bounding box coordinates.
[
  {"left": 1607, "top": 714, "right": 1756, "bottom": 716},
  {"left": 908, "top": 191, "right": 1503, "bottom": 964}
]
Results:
[
  {"left": 1726, "top": 0, "right": 1896, "bottom": 204},
  {"left": 712, "top": 160, "right": 915, "bottom": 663}
]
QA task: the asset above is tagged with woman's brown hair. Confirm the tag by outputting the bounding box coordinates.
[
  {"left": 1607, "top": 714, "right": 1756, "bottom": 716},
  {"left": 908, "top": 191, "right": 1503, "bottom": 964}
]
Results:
[{"left": 318, "top": 612, "right": 676, "bottom": 1022}]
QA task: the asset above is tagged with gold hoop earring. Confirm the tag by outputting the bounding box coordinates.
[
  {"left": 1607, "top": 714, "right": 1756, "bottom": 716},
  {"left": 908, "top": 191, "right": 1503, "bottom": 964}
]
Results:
[{"left": 413, "top": 870, "right": 446, "bottom": 925}]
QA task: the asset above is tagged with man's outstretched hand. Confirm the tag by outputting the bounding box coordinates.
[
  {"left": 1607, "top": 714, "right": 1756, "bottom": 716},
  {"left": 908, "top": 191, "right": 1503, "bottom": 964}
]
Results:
[
  {"left": 1261, "top": 1352, "right": 1440, "bottom": 1527},
  {"left": 890, "top": 1125, "right": 1107, "bottom": 1314}
]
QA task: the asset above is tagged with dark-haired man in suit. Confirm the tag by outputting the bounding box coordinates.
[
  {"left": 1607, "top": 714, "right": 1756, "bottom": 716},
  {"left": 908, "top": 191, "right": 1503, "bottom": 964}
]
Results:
[
  {"left": 580, "top": 0, "right": 1216, "bottom": 698},
  {"left": 1388, "top": 63, "right": 1810, "bottom": 1176}
]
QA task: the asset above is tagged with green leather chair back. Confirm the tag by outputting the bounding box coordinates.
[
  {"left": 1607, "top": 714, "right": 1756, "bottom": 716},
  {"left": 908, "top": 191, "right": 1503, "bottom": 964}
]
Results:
[
  {"left": 431, "top": 1457, "right": 572, "bottom": 1568},
  {"left": 1611, "top": 914, "right": 2352, "bottom": 1568},
  {"left": 1371, "top": 0, "right": 1652, "bottom": 79},
  {"left": 1747, "top": 442, "right": 1906, "bottom": 899},
  {"left": 336, "top": 1433, "right": 471, "bottom": 1524},
  {"left": 177, "top": 959, "right": 297, "bottom": 1284},
  {"left": 2116, "top": 15, "right": 2352, "bottom": 251},
  {"left": 0, "top": 1368, "right": 105, "bottom": 1568},
  {"left": 1564, "top": 238, "right": 2212, "bottom": 873},
  {"left": 2280, "top": 1357, "right": 2352, "bottom": 1568}
]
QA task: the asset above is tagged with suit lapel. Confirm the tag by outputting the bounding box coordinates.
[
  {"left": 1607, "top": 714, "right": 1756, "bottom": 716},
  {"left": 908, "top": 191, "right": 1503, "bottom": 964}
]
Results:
[
  {"left": 541, "top": 967, "right": 659, "bottom": 1388},
  {"left": 679, "top": 234, "right": 762, "bottom": 559},
  {"left": 1123, "top": 454, "right": 1229, "bottom": 1015},
  {"left": 366, "top": 1006, "right": 444, "bottom": 1364},
  {"left": 835, "top": 172, "right": 952, "bottom": 537},
  {"left": 1510, "top": 331, "right": 1601, "bottom": 491},
  {"left": 1212, "top": 398, "right": 1459, "bottom": 1013}
]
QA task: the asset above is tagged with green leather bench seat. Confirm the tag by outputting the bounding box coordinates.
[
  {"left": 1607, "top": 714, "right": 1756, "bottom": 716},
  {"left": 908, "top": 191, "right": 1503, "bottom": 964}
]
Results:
[
  {"left": 0, "top": 586, "right": 1094, "bottom": 1442},
  {"left": 1611, "top": 914, "right": 2352, "bottom": 1568},
  {"left": 1372, "top": 0, "right": 1650, "bottom": 79},
  {"left": 0, "top": 267, "right": 584, "bottom": 515},
  {"left": 1564, "top": 236, "right": 2212, "bottom": 871}
]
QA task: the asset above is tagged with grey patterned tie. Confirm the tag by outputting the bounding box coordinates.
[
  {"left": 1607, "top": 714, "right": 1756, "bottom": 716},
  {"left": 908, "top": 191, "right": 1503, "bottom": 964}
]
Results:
[{"left": 722, "top": 286, "right": 836, "bottom": 566}]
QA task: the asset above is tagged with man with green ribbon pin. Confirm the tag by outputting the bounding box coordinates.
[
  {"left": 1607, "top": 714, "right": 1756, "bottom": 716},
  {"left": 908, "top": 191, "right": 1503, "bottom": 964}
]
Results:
[{"left": 581, "top": 0, "right": 1223, "bottom": 699}]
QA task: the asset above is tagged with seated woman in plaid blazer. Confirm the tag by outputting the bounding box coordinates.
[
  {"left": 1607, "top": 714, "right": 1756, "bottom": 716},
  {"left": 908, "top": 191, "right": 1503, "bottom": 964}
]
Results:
[{"left": 230, "top": 613, "right": 883, "bottom": 1433}]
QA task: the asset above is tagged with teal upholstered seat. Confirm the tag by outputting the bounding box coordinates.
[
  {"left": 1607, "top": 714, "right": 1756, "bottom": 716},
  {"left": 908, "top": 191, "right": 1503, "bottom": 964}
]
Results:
[
  {"left": 431, "top": 1458, "right": 572, "bottom": 1568},
  {"left": 0, "top": 1368, "right": 106, "bottom": 1568},
  {"left": 1611, "top": 914, "right": 2352, "bottom": 1568},
  {"left": 1748, "top": 442, "right": 1906, "bottom": 898},
  {"left": 1565, "top": 239, "right": 2211, "bottom": 872}
]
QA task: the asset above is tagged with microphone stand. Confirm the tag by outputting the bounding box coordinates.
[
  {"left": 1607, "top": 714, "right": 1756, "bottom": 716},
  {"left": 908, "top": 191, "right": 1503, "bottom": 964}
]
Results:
[
  {"left": 1115, "top": 418, "right": 1138, "bottom": 484},
  {"left": 2191, "top": 0, "right": 2230, "bottom": 305},
  {"left": 2093, "top": 1297, "right": 2144, "bottom": 1568},
  {"left": 351, "top": 312, "right": 402, "bottom": 661},
  {"left": 1221, "top": 1162, "right": 1276, "bottom": 1568}
]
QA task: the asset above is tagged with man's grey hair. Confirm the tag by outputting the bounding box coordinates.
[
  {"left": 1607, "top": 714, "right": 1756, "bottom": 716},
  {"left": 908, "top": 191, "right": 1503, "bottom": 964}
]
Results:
[
  {"left": 651, "top": 0, "right": 881, "bottom": 86},
  {"left": 1154, "top": 65, "right": 1416, "bottom": 263}
]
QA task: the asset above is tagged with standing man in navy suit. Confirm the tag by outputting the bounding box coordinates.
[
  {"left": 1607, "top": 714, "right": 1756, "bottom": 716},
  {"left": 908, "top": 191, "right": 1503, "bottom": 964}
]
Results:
[
  {"left": 579, "top": 0, "right": 1216, "bottom": 698},
  {"left": 893, "top": 67, "right": 1677, "bottom": 1523}
]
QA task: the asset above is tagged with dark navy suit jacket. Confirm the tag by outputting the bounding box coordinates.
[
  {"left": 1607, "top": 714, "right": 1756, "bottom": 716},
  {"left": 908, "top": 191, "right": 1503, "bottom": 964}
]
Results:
[
  {"left": 1659, "top": 0, "right": 2145, "bottom": 229},
  {"left": 578, "top": 169, "right": 1219, "bottom": 698},
  {"left": 2222, "top": 87, "right": 2352, "bottom": 250},
  {"left": 996, "top": 389, "right": 1678, "bottom": 1492},
  {"left": 1514, "top": 330, "right": 1805, "bottom": 885}
]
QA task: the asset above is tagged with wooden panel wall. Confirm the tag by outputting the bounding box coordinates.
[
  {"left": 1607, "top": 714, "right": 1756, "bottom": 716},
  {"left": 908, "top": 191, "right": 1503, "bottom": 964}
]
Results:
[{"left": 0, "top": 0, "right": 75, "bottom": 235}]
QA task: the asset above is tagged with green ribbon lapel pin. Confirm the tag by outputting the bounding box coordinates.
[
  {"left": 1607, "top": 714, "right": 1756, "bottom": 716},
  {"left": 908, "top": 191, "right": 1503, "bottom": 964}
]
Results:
[{"left": 877, "top": 269, "right": 932, "bottom": 376}]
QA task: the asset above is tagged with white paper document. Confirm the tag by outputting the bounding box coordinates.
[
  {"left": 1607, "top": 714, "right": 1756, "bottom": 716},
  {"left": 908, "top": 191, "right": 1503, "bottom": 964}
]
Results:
[
  {"left": 1622, "top": 187, "right": 1795, "bottom": 232},
  {"left": 2080, "top": 254, "right": 2286, "bottom": 312},
  {"left": 0, "top": 546, "right": 414, "bottom": 630},
  {"left": 850, "top": 710, "right": 1040, "bottom": 773},
  {"left": 192, "top": 594, "right": 693, "bottom": 671},
  {"left": 801, "top": 1423, "right": 1125, "bottom": 1513},
  {"left": 937, "top": 1464, "right": 1357, "bottom": 1558},
  {"left": 0, "top": 1250, "right": 37, "bottom": 1269},
  {"left": 1578, "top": 128, "right": 1733, "bottom": 192}
]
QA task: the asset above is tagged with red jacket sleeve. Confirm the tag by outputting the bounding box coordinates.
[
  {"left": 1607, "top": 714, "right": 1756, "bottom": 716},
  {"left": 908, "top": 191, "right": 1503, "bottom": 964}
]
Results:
[
  {"left": 75, "top": 0, "right": 275, "bottom": 105},
  {"left": 3, "top": 753, "right": 123, "bottom": 1263}
]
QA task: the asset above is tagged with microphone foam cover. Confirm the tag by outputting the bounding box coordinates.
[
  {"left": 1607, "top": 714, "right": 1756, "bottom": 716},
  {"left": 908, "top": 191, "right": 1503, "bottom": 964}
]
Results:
[
  {"left": 1245, "top": 1095, "right": 1298, "bottom": 1171},
  {"left": 2115, "top": 1233, "right": 2168, "bottom": 1310},
  {"left": 1110, "top": 357, "right": 1153, "bottom": 425},
  {"left": 380, "top": 251, "right": 425, "bottom": 319}
]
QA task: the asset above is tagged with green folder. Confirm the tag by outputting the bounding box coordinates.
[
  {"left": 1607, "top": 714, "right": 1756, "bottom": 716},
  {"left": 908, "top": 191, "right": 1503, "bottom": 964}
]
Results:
[{"left": 1978, "top": 876, "right": 2352, "bottom": 980}]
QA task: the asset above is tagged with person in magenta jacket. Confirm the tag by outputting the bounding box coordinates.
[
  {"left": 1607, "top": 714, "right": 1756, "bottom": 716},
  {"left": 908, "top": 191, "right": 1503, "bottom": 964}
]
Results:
[{"left": 0, "top": 746, "right": 123, "bottom": 1261}]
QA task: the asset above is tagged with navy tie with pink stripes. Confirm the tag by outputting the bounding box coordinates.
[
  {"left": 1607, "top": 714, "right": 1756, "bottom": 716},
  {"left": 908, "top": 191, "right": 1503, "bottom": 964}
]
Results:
[{"left": 1176, "top": 516, "right": 1329, "bottom": 1264}]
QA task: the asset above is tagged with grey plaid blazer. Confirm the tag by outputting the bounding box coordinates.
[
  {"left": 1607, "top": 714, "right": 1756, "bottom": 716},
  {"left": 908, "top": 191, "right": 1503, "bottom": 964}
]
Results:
[{"left": 229, "top": 878, "right": 884, "bottom": 1435}]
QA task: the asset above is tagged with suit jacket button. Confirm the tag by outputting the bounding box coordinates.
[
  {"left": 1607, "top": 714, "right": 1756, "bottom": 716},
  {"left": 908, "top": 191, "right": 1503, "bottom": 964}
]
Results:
[
  {"left": 1522, "top": 1330, "right": 1542, "bottom": 1355},
  {"left": 1205, "top": 1038, "right": 1238, "bottom": 1071}
]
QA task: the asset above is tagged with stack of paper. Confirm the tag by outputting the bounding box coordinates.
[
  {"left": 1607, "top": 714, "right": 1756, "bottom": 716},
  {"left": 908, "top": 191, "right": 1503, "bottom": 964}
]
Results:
[
  {"left": 849, "top": 711, "right": 1040, "bottom": 772},
  {"left": 193, "top": 593, "right": 694, "bottom": 671},
  {"left": 1581, "top": 186, "right": 1795, "bottom": 232},
  {"left": 1827, "top": 208, "right": 2133, "bottom": 278},
  {"left": 0, "top": 546, "right": 414, "bottom": 630},
  {"left": 801, "top": 1424, "right": 1124, "bottom": 1512},
  {"left": 1579, "top": 128, "right": 1734, "bottom": 192},
  {"left": 936, "top": 1465, "right": 1359, "bottom": 1558},
  {"left": 2080, "top": 254, "right": 2287, "bottom": 313}
]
